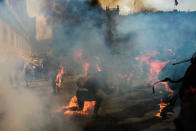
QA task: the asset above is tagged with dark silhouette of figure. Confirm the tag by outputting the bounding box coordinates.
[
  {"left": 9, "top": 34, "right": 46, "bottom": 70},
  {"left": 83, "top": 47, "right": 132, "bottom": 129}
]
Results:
[
  {"left": 76, "top": 76, "right": 103, "bottom": 116},
  {"left": 153, "top": 52, "right": 196, "bottom": 130},
  {"left": 174, "top": 54, "right": 196, "bottom": 131}
]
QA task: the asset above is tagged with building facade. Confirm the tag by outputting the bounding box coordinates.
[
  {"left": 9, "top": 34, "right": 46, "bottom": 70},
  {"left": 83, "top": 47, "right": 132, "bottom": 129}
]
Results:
[{"left": 0, "top": 0, "right": 36, "bottom": 56}]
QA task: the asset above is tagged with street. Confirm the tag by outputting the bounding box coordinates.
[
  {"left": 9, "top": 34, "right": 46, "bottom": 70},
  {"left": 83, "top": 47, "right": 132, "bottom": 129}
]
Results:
[{"left": 0, "top": 78, "right": 177, "bottom": 131}]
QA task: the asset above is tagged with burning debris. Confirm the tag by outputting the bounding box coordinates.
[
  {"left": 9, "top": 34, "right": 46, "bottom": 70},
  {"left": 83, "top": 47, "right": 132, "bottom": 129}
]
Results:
[
  {"left": 155, "top": 99, "right": 168, "bottom": 118},
  {"left": 54, "top": 68, "right": 111, "bottom": 118},
  {"left": 55, "top": 96, "right": 96, "bottom": 117}
]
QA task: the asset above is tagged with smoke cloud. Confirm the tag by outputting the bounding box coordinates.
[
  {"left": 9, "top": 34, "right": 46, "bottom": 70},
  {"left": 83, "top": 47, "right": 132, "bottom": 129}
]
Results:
[{"left": 0, "top": 0, "right": 196, "bottom": 131}]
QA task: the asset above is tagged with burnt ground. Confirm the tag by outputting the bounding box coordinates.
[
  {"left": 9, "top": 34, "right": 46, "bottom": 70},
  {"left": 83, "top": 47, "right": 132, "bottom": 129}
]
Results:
[{"left": 0, "top": 79, "right": 177, "bottom": 131}]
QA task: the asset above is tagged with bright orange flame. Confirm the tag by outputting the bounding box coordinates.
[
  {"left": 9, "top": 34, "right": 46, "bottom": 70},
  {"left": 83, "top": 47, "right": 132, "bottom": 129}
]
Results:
[
  {"left": 65, "top": 96, "right": 96, "bottom": 116},
  {"left": 54, "top": 96, "right": 96, "bottom": 117},
  {"left": 160, "top": 82, "right": 174, "bottom": 93},
  {"left": 155, "top": 100, "right": 168, "bottom": 118},
  {"left": 155, "top": 82, "right": 174, "bottom": 118},
  {"left": 137, "top": 52, "right": 172, "bottom": 118}
]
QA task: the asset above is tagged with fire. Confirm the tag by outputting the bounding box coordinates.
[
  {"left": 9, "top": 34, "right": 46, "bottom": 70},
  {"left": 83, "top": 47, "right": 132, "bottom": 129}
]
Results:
[
  {"left": 137, "top": 51, "right": 173, "bottom": 118},
  {"left": 155, "top": 99, "right": 168, "bottom": 118},
  {"left": 55, "top": 96, "right": 96, "bottom": 117},
  {"left": 56, "top": 65, "right": 65, "bottom": 88},
  {"left": 137, "top": 51, "right": 169, "bottom": 82},
  {"left": 154, "top": 83, "right": 174, "bottom": 118},
  {"left": 160, "top": 82, "right": 174, "bottom": 93},
  {"left": 65, "top": 96, "right": 96, "bottom": 116},
  {"left": 149, "top": 60, "right": 169, "bottom": 82}
]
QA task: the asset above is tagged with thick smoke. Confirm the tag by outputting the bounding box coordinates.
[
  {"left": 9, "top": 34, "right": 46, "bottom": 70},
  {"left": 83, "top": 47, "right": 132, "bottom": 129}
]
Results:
[
  {"left": 40, "top": 0, "right": 196, "bottom": 86},
  {"left": 0, "top": 2, "right": 80, "bottom": 131},
  {"left": 0, "top": 49, "right": 80, "bottom": 131},
  {"left": 0, "top": 0, "right": 196, "bottom": 130}
]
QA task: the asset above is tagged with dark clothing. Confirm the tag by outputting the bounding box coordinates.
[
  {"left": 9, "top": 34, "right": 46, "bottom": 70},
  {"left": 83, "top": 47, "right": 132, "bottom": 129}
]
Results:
[
  {"left": 76, "top": 90, "right": 102, "bottom": 114},
  {"left": 83, "top": 77, "right": 99, "bottom": 94},
  {"left": 76, "top": 77, "right": 102, "bottom": 115},
  {"left": 179, "top": 63, "right": 196, "bottom": 98},
  {"left": 175, "top": 63, "right": 196, "bottom": 131}
]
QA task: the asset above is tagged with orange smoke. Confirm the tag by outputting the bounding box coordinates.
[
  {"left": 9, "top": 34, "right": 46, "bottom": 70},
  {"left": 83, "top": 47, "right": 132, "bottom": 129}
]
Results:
[{"left": 137, "top": 51, "right": 169, "bottom": 82}]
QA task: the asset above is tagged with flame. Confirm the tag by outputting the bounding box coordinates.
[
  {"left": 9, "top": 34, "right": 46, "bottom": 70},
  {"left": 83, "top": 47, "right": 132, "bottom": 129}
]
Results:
[
  {"left": 65, "top": 96, "right": 96, "bottom": 116},
  {"left": 155, "top": 99, "right": 168, "bottom": 118},
  {"left": 154, "top": 82, "right": 174, "bottom": 118},
  {"left": 160, "top": 82, "right": 174, "bottom": 93},
  {"left": 149, "top": 60, "right": 169, "bottom": 82},
  {"left": 136, "top": 51, "right": 173, "bottom": 118},
  {"left": 56, "top": 65, "right": 65, "bottom": 88},
  {"left": 55, "top": 96, "right": 96, "bottom": 117},
  {"left": 137, "top": 51, "right": 169, "bottom": 82}
]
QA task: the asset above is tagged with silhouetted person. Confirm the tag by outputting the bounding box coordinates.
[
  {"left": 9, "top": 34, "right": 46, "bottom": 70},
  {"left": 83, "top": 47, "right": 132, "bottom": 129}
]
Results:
[
  {"left": 174, "top": 54, "right": 196, "bottom": 131},
  {"left": 76, "top": 75, "right": 104, "bottom": 116},
  {"left": 154, "top": 52, "right": 196, "bottom": 130}
]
